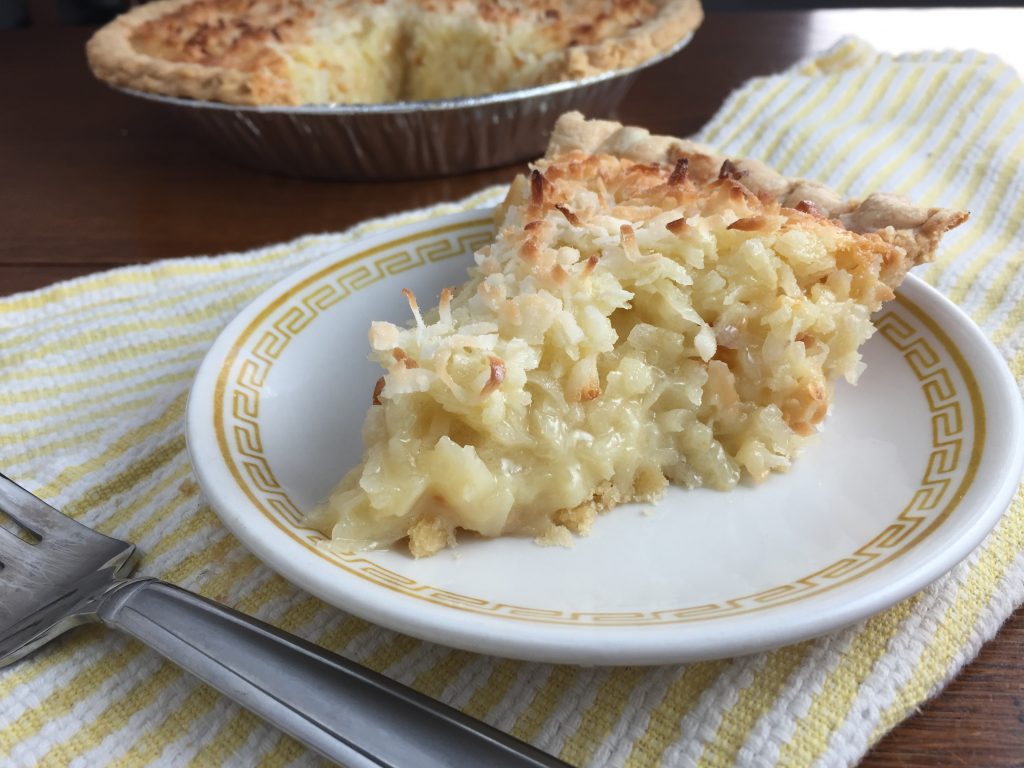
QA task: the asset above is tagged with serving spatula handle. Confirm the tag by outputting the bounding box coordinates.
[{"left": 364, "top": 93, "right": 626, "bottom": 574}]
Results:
[{"left": 99, "top": 579, "right": 566, "bottom": 768}]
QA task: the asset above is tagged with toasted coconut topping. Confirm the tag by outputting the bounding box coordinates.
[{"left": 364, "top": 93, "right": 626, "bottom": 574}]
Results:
[
  {"left": 795, "top": 200, "right": 827, "bottom": 218},
  {"left": 551, "top": 264, "right": 569, "bottom": 284},
  {"left": 392, "top": 348, "right": 419, "bottom": 369},
  {"left": 667, "top": 157, "right": 689, "bottom": 186},
  {"left": 796, "top": 332, "right": 817, "bottom": 347},
  {"left": 439, "top": 286, "right": 454, "bottom": 324},
  {"left": 401, "top": 287, "right": 425, "bottom": 329},
  {"left": 556, "top": 205, "right": 581, "bottom": 226},
  {"left": 619, "top": 223, "right": 639, "bottom": 259},
  {"left": 719, "top": 158, "right": 747, "bottom": 181},
  {"left": 666, "top": 217, "right": 689, "bottom": 235},
  {"left": 371, "top": 376, "right": 385, "bottom": 405},
  {"left": 728, "top": 181, "right": 749, "bottom": 203},
  {"left": 481, "top": 356, "right": 506, "bottom": 396},
  {"left": 530, "top": 169, "right": 545, "bottom": 206},
  {"left": 566, "top": 355, "right": 601, "bottom": 402},
  {"left": 580, "top": 254, "right": 599, "bottom": 276},
  {"left": 727, "top": 216, "right": 768, "bottom": 232},
  {"left": 519, "top": 236, "right": 541, "bottom": 262}
]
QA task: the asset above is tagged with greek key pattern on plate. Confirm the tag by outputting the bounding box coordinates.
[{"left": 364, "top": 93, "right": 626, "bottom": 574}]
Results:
[
  {"left": 228, "top": 228, "right": 490, "bottom": 528},
  {"left": 219, "top": 222, "right": 979, "bottom": 626}
]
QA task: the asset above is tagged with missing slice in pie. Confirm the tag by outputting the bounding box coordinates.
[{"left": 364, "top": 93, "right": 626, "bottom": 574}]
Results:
[{"left": 309, "top": 112, "right": 967, "bottom": 557}]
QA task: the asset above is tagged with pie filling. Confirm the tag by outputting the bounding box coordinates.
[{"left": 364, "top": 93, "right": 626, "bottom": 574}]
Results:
[
  {"left": 309, "top": 135, "right": 941, "bottom": 557},
  {"left": 123, "top": 0, "right": 666, "bottom": 104}
]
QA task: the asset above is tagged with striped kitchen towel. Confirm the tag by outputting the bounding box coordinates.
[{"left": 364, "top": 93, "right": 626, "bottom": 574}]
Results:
[{"left": 2, "top": 37, "right": 1023, "bottom": 767}]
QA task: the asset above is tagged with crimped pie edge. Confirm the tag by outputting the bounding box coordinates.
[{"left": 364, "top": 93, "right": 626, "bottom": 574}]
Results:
[{"left": 545, "top": 111, "right": 969, "bottom": 285}]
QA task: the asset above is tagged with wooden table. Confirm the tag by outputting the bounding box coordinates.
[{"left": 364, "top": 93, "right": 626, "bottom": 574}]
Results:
[{"left": 2, "top": 7, "right": 1022, "bottom": 766}]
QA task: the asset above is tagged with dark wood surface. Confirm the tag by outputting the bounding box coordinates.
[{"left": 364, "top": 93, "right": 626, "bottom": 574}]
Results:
[{"left": 2, "top": 7, "right": 1022, "bottom": 766}]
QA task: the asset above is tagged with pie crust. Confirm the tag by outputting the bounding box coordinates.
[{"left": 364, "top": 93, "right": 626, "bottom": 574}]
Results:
[
  {"left": 86, "top": 0, "right": 704, "bottom": 106},
  {"left": 543, "top": 112, "right": 967, "bottom": 280}
]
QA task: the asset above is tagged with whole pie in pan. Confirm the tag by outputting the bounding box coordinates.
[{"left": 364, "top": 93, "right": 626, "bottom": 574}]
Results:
[
  {"left": 85, "top": 0, "right": 704, "bottom": 106},
  {"left": 308, "top": 112, "right": 968, "bottom": 558}
]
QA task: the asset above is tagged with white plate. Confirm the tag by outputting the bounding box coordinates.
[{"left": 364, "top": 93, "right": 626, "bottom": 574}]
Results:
[{"left": 186, "top": 209, "right": 1024, "bottom": 665}]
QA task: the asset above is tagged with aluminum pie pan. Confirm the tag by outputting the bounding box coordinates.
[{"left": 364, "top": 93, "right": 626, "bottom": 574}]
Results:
[{"left": 114, "top": 33, "right": 693, "bottom": 180}]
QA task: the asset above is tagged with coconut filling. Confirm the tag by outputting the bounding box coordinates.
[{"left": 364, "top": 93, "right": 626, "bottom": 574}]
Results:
[
  {"left": 310, "top": 160, "right": 895, "bottom": 557},
  {"left": 283, "top": 11, "right": 407, "bottom": 104},
  {"left": 256, "top": 8, "right": 621, "bottom": 103}
]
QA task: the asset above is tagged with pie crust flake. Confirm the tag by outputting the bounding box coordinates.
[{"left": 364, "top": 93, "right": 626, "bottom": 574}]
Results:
[
  {"left": 309, "top": 112, "right": 968, "bottom": 557},
  {"left": 86, "top": 0, "right": 704, "bottom": 106}
]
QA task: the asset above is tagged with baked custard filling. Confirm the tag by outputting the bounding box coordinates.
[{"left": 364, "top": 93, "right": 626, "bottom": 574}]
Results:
[{"left": 308, "top": 113, "right": 967, "bottom": 557}]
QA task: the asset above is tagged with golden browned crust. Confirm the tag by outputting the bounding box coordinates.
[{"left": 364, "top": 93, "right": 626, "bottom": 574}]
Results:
[
  {"left": 545, "top": 111, "right": 969, "bottom": 276},
  {"left": 552, "top": 464, "right": 667, "bottom": 534},
  {"left": 86, "top": 0, "right": 304, "bottom": 105},
  {"left": 563, "top": 0, "right": 703, "bottom": 79},
  {"left": 405, "top": 474, "right": 666, "bottom": 557},
  {"left": 85, "top": 0, "right": 703, "bottom": 106},
  {"left": 407, "top": 514, "right": 457, "bottom": 558}
]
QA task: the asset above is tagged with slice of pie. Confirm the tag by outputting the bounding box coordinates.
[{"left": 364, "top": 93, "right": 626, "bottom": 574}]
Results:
[
  {"left": 310, "top": 111, "right": 968, "bottom": 557},
  {"left": 85, "top": 0, "right": 703, "bottom": 106}
]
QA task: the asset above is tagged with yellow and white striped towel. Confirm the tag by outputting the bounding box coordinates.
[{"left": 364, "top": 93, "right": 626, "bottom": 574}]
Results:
[{"left": 2, "top": 38, "right": 1023, "bottom": 767}]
